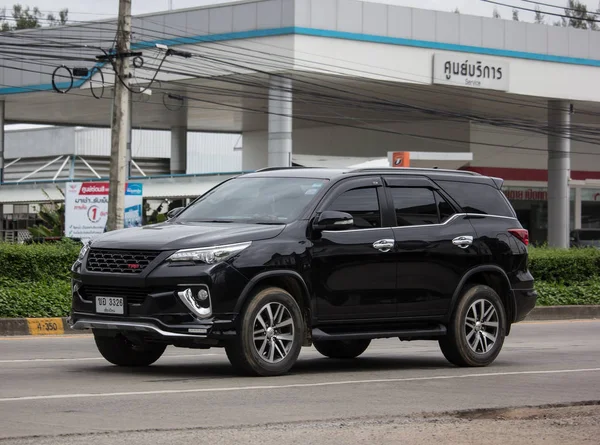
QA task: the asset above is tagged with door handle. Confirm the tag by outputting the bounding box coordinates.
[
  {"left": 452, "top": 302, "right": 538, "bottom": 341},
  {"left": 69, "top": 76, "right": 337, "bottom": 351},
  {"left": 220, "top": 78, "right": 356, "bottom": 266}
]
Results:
[
  {"left": 373, "top": 239, "right": 395, "bottom": 252},
  {"left": 452, "top": 235, "right": 473, "bottom": 249}
]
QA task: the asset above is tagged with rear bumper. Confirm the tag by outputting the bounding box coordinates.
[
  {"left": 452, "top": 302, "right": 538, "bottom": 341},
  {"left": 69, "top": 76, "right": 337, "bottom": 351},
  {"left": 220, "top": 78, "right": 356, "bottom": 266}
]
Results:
[{"left": 513, "top": 288, "right": 538, "bottom": 322}]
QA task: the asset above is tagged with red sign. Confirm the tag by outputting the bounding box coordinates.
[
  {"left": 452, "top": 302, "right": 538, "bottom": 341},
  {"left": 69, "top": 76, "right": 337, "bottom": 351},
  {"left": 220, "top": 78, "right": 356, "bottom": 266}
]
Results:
[
  {"left": 79, "top": 183, "right": 110, "bottom": 195},
  {"left": 391, "top": 152, "right": 410, "bottom": 168},
  {"left": 503, "top": 189, "right": 547, "bottom": 201}
]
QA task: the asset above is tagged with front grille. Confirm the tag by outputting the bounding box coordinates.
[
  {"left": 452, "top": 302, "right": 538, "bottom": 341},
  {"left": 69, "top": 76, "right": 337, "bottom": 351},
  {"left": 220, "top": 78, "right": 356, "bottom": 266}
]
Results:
[
  {"left": 81, "top": 285, "right": 152, "bottom": 305},
  {"left": 86, "top": 248, "right": 161, "bottom": 274}
]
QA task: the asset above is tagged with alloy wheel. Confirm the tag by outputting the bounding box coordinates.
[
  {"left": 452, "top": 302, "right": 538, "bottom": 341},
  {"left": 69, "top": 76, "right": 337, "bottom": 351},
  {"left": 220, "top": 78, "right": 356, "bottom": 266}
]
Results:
[
  {"left": 464, "top": 298, "right": 499, "bottom": 354},
  {"left": 253, "top": 302, "right": 295, "bottom": 364}
]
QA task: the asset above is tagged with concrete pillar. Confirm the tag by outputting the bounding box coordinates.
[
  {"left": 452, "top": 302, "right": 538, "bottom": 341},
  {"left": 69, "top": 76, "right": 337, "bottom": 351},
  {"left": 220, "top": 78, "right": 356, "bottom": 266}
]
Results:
[
  {"left": 574, "top": 187, "right": 582, "bottom": 230},
  {"left": 547, "top": 100, "right": 571, "bottom": 248},
  {"left": 170, "top": 101, "right": 188, "bottom": 174},
  {"left": 268, "top": 76, "right": 292, "bottom": 167},
  {"left": 170, "top": 126, "right": 187, "bottom": 174},
  {"left": 0, "top": 100, "right": 4, "bottom": 241},
  {"left": 242, "top": 131, "right": 268, "bottom": 171}
]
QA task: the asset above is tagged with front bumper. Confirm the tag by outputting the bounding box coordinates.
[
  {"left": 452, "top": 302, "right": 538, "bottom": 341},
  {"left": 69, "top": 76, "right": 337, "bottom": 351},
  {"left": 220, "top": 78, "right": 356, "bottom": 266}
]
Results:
[
  {"left": 68, "top": 312, "right": 236, "bottom": 340},
  {"left": 70, "top": 256, "right": 249, "bottom": 342}
]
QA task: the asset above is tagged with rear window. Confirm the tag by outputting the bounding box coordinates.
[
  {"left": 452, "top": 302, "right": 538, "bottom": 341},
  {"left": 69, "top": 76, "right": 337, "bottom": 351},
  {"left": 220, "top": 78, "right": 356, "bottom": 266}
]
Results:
[
  {"left": 576, "top": 230, "right": 600, "bottom": 241},
  {"left": 436, "top": 180, "right": 515, "bottom": 217}
]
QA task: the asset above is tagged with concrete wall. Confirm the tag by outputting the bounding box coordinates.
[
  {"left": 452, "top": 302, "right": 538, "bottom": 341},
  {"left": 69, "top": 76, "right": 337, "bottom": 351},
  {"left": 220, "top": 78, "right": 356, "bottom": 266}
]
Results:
[
  {"left": 470, "top": 123, "right": 600, "bottom": 173},
  {"left": 242, "top": 120, "right": 470, "bottom": 169}
]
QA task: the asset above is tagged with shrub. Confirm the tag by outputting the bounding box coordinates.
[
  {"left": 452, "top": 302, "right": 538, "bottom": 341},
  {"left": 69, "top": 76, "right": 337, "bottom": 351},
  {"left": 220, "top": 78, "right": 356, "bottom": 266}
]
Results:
[
  {"left": 0, "top": 278, "right": 71, "bottom": 318},
  {"left": 0, "top": 240, "right": 81, "bottom": 282},
  {"left": 528, "top": 247, "right": 600, "bottom": 284}
]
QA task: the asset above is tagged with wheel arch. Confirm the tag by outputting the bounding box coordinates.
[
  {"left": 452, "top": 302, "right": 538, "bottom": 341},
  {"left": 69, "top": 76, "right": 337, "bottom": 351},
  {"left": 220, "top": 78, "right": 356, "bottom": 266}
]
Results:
[
  {"left": 234, "top": 270, "right": 312, "bottom": 331},
  {"left": 447, "top": 266, "right": 516, "bottom": 335}
]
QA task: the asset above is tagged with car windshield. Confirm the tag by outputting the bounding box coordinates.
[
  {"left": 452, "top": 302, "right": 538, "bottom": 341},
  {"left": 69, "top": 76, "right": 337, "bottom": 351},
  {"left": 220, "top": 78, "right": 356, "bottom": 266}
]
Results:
[{"left": 176, "top": 177, "right": 328, "bottom": 224}]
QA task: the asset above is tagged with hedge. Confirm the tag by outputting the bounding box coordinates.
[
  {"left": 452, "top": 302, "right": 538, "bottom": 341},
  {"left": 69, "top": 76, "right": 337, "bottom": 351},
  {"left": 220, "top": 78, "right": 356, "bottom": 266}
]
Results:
[{"left": 0, "top": 242, "right": 600, "bottom": 318}]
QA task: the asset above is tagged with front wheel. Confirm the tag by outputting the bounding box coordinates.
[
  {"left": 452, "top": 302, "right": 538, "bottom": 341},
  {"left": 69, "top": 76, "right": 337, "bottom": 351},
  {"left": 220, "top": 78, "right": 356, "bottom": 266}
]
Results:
[
  {"left": 439, "top": 284, "right": 506, "bottom": 367},
  {"left": 225, "top": 287, "right": 304, "bottom": 376},
  {"left": 313, "top": 339, "right": 371, "bottom": 359},
  {"left": 93, "top": 332, "right": 166, "bottom": 367}
]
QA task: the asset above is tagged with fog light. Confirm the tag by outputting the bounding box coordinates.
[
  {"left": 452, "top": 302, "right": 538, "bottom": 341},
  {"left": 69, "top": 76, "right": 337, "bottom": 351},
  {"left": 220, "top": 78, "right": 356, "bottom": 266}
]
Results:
[
  {"left": 177, "top": 287, "right": 212, "bottom": 319},
  {"left": 198, "top": 289, "right": 209, "bottom": 301}
]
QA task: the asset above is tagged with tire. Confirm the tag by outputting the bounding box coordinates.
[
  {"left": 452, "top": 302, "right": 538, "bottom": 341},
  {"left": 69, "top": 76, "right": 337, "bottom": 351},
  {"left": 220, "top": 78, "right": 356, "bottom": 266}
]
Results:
[
  {"left": 313, "top": 339, "right": 371, "bottom": 359},
  {"left": 439, "top": 284, "right": 507, "bottom": 367},
  {"left": 225, "top": 287, "right": 304, "bottom": 377},
  {"left": 93, "top": 332, "right": 166, "bottom": 367}
]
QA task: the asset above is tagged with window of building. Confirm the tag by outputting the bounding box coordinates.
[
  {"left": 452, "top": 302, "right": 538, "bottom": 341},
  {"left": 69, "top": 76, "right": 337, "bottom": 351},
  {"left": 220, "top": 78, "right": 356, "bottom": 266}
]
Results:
[{"left": 327, "top": 187, "right": 381, "bottom": 229}]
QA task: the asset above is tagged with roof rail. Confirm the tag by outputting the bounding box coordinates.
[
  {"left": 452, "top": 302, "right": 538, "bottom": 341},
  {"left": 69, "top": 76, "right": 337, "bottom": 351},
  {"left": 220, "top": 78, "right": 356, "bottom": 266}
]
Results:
[
  {"left": 348, "top": 167, "right": 481, "bottom": 176},
  {"left": 254, "top": 166, "right": 311, "bottom": 172}
]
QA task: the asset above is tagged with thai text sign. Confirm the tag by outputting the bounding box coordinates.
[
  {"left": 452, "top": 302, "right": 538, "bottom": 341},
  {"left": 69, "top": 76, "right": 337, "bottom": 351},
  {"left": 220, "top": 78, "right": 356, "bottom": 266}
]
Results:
[{"left": 433, "top": 54, "right": 509, "bottom": 91}]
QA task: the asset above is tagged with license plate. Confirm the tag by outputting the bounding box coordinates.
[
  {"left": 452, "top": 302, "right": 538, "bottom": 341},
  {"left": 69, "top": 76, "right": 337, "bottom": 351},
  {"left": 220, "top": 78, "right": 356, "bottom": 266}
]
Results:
[{"left": 95, "top": 296, "right": 125, "bottom": 315}]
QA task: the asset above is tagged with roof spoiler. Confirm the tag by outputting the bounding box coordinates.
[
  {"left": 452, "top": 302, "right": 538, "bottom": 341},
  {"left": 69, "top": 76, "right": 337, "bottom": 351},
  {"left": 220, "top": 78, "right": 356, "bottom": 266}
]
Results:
[{"left": 491, "top": 177, "right": 504, "bottom": 189}]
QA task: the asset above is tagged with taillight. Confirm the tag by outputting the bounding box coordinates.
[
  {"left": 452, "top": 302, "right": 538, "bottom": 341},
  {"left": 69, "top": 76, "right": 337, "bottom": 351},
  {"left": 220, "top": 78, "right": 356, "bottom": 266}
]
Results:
[{"left": 509, "top": 229, "right": 529, "bottom": 246}]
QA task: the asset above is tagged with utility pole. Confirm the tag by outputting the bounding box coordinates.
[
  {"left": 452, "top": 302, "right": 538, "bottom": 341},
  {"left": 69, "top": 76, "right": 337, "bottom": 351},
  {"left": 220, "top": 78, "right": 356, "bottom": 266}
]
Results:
[{"left": 106, "top": 0, "right": 132, "bottom": 232}]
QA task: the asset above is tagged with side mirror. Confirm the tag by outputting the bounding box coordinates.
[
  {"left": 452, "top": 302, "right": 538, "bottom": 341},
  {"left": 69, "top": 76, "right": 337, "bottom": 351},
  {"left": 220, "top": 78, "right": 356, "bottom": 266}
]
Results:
[
  {"left": 313, "top": 211, "right": 354, "bottom": 231},
  {"left": 166, "top": 207, "right": 184, "bottom": 220}
]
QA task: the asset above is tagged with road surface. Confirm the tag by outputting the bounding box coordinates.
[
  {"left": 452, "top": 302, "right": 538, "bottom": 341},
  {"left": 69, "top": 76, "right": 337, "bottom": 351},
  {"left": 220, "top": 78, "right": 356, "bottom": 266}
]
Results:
[{"left": 1, "top": 320, "right": 599, "bottom": 444}]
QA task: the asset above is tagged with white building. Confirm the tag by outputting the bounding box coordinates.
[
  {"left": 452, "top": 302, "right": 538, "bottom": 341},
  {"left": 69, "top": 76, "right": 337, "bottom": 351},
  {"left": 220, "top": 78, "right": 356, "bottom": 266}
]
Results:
[{"left": 1, "top": 0, "right": 600, "bottom": 246}]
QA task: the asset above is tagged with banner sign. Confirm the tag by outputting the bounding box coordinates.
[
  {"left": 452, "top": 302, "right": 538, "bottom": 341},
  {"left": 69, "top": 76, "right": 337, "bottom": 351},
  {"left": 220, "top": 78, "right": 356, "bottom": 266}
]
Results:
[{"left": 65, "top": 182, "right": 143, "bottom": 239}]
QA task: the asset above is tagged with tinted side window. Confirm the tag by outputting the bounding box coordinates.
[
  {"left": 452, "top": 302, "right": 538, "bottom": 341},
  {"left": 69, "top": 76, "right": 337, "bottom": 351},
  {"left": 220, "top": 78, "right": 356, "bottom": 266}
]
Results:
[
  {"left": 389, "top": 187, "right": 438, "bottom": 226},
  {"left": 435, "top": 191, "right": 455, "bottom": 223},
  {"left": 437, "top": 180, "right": 515, "bottom": 217},
  {"left": 327, "top": 187, "right": 381, "bottom": 229}
]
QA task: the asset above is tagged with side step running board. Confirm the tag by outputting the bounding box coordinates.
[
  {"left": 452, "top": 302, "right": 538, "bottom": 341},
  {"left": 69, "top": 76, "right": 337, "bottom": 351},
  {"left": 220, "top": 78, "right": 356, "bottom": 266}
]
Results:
[{"left": 312, "top": 325, "right": 447, "bottom": 341}]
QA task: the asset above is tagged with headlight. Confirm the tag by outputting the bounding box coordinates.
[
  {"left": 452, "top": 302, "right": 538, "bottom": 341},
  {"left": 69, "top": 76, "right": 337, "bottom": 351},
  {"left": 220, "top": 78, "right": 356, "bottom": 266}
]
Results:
[
  {"left": 167, "top": 241, "right": 251, "bottom": 264},
  {"left": 78, "top": 241, "right": 91, "bottom": 261}
]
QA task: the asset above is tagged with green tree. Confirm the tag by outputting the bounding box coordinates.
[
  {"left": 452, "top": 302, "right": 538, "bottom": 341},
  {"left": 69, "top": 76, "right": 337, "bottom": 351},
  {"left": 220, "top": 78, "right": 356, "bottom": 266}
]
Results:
[
  {"left": 534, "top": 5, "right": 545, "bottom": 24},
  {"left": 557, "top": 0, "right": 597, "bottom": 30},
  {"left": 0, "top": 4, "right": 68, "bottom": 31},
  {"left": 46, "top": 8, "right": 68, "bottom": 27},
  {"left": 27, "top": 188, "right": 66, "bottom": 239}
]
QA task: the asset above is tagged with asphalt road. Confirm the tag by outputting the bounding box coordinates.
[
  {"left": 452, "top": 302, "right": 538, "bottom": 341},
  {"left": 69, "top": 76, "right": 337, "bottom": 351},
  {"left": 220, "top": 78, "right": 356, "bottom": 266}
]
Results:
[{"left": 1, "top": 320, "right": 599, "bottom": 444}]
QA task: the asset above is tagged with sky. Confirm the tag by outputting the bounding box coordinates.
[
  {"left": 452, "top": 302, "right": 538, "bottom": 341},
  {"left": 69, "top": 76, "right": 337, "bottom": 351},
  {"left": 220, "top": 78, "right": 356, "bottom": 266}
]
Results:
[{"left": 1, "top": 0, "right": 599, "bottom": 24}]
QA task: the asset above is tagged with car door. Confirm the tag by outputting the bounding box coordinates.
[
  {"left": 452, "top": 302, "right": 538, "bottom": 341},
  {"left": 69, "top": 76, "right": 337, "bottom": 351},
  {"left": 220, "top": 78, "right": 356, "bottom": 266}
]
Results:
[
  {"left": 383, "top": 176, "right": 480, "bottom": 318},
  {"left": 311, "top": 176, "right": 398, "bottom": 321}
]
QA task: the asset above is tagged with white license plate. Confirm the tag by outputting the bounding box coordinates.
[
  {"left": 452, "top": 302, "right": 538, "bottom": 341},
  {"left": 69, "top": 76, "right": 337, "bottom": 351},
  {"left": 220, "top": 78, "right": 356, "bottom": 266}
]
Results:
[{"left": 95, "top": 296, "right": 125, "bottom": 315}]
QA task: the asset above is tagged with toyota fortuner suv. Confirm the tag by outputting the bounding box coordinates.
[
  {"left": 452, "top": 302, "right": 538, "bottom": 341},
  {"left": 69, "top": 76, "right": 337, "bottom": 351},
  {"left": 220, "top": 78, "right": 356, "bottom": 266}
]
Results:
[{"left": 69, "top": 167, "right": 537, "bottom": 376}]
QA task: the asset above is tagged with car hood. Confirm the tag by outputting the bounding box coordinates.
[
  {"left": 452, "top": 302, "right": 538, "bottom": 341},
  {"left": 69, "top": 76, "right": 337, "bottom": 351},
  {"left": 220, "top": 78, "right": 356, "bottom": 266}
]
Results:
[{"left": 89, "top": 221, "right": 286, "bottom": 251}]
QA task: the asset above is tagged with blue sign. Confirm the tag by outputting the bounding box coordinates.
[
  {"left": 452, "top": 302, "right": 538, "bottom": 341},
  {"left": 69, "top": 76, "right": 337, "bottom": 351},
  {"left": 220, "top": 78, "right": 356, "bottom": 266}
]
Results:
[{"left": 126, "top": 183, "right": 143, "bottom": 196}]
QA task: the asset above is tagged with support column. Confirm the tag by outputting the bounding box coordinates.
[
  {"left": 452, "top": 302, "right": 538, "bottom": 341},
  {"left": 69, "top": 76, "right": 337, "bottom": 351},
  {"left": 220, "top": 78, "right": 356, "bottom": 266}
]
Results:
[
  {"left": 0, "top": 100, "right": 4, "bottom": 184},
  {"left": 547, "top": 100, "right": 571, "bottom": 248},
  {"left": 0, "top": 100, "right": 4, "bottom": 241},
  {"left": 268, "top": 76, "right": 292, "bottom": 167},
  {"left": 170, "top": 100, "right": 188, "bottom": 174},
  {"left": 575, "top": 187, "right": 582, "bottom": 230}
]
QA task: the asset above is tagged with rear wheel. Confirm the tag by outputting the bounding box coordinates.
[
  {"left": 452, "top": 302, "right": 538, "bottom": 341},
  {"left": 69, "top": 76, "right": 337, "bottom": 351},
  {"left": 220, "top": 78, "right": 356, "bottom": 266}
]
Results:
[
  {"left": 313, "top": 339, "right": 371, "bottom": 359},
  {"left": 439, "top": 284, "right": 506, "bottom": 367},
  {"left": 225, "top": 287, "right": 304, "bottom": 376},
  {"left": 93, "top": 332, "right": 166, "bottom": 367}
]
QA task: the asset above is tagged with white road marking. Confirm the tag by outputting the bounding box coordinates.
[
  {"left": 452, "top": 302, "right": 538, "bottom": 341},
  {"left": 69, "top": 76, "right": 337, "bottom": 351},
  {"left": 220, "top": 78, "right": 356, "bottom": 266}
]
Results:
[
  {"left": 1, "top": 367, "right": 599, "bottom": 403},
  {"left": 0, "top": 354, "right": 218, "bottom": 364}
]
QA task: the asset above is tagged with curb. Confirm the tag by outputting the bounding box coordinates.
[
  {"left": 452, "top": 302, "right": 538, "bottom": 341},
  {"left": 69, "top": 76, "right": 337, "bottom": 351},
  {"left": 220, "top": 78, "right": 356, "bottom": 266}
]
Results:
[
  {"left": 1, "top": 306, "right": 599, "bottom": 336},
  {"left": 0, "top": 317, "right": 87, "bottom": 336},
  {"left": 525, "top": 305, "right": 600, "bottom": 321}
]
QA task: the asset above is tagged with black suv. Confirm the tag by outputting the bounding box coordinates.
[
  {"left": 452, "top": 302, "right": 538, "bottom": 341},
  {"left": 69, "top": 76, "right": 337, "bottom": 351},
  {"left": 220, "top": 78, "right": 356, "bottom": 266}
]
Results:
[{"left": 69, "top": 167, "right": 537, "bottom": 376}]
